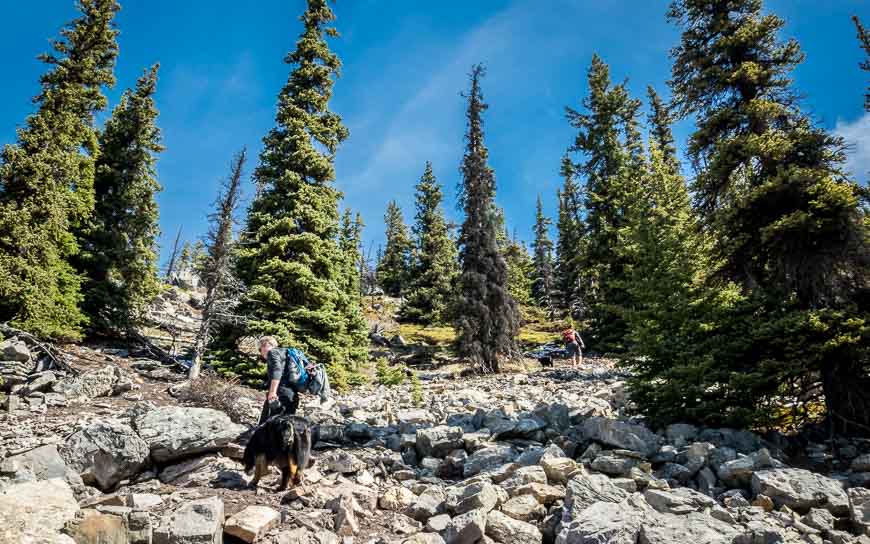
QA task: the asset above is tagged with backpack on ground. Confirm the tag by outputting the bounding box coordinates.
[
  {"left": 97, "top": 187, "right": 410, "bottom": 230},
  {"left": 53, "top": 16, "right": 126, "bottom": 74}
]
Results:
[{"left": 285, "top": 348, "right": 331, "bottom": 402}]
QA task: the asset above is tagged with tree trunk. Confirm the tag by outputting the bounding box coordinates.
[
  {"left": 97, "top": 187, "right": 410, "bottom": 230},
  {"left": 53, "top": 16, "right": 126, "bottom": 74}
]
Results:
[{"left": 822, "top": 362, "right": 870, "bottom": 437}]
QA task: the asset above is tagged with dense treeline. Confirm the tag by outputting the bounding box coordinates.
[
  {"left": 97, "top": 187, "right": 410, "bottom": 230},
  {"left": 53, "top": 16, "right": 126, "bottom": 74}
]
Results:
[{"left": 1, "top": 0, "right": 868, "bottom": 432}]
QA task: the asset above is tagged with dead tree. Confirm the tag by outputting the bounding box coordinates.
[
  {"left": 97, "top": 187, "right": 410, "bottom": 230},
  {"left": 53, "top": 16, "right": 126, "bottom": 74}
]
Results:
[
  {"left": 164, "top": 226, "right": 184, "bottom": 280},
  {"left": 189, "top": 148, "right": 247, "bottom": 379}
]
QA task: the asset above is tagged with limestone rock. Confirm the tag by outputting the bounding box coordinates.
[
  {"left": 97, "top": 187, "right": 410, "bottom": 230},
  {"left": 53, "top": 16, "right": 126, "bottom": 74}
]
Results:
[
  {"left": 417, "top": 426, "right": 465, "bottom": 459},
  {"left": 55, "top": 365, "right": 122, "bottom": 401},
  {"left": 485, "top": 510, "right": 542, "bottom": 544},
  {"left": 500, "top": 495, "right": 546, "bottom": 522},
  {"left": 556, "top": 497, "right": 644, "bottom": 544},
  {"left": 1, "top": 443, "right": 68, "bottom": 480},
  {"left": 849, "top": 487, "right": 870, "bottom": 535},
  {"left": 153, "top": 495, "right": 224, "bottom": 544},
  {"left": 61, "top": 420, "right": 150, "bottom": 491},
  {"left": 750, "top": 468, "right": 849, "bottom": 515},
  {"left": 563, "top": 472, "right": 629, "bottom": 518},
  {"left": 443, "top": 508, "right": 487, "bottom": 544},
  {"left": 225, "top": 505, "right": 281, "bottom": 543},
  {"left": 134, "top": 406, "right": 244, "bottom": 463},
  {"left": 581, "top": 417, "right": 660, "bottom": 456},
  {"left": 381, "top": 486, "right": 418, "bottom": 511},
  {"left": 0, "top": 478, "right": 79, "bottom": 544}
]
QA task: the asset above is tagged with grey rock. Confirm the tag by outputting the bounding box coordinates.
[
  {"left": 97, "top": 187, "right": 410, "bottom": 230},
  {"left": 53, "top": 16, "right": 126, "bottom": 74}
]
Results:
[
  {"left": 697, "top": 428, "right": 761, "bottom": 454},
  {"left": 135, "top": 406, "right": 245, "bottom": 463},
  {"left": 443, "top": 508, "right": 487, "bottom": 544},
  {"left": 153, "top": 496, "right": 223, "bottom": 544},
  {"left": 501, "top": 495, "right": 546, "bottom": 522},
  {"left": 591, "top": 453, "right": 640, "bottom": 477},
  {"left": 676, "top": 442, "right": 715, "bottom": 476},
  {"left": 128, "top": 511, "right": 153, "bottom": 544},
  {"left": 426, "top": 514, "right": 452, "bottom": 533},
  {"left": 512, "top": 483, "right": 565, "bottom": 506},
  {"left": 516, "top": 446, "right": 546, "bottom": 466},
  {"left": 407, "top": 487, "right": 447, "bottom": 522},
  {"left": 332, "top": 495, "right": 360, "bottom": 537},
  {"left": 563, "top": 472, "right": 629, "bottom": 519},
  {"left": 656, "top": 462, "right": 693, "bottom": 484},
  {"left": 23, "top": 371, "right": 57, "bottom": 394},
  {"left": 464, "top": 444, "right": 517, "bottom": 477},
  {"left": 381, "top": 486, "right": 418, "bottom": 511},
  {"left": 717, "top": 449, "right": 783, "bottom": 488},
  {"left": 501, "top": 466, "right": 548, "bottom": 495},
  {"left": 61, "top": 420, "right": 149, "bottom": 491},
  {"left": 418, "top": 426, "right": 465, "bottom": 459},
  {"left": 750, "top": 468, "right": 850, "bottom": 515},
  {"left": 1, "top": 338, "right": 31, "bottom": 361},
  {"left": 455, "top": 483, "right": 501, "bottom": 515},
  {"left": 486, "top": 510, "right": 542, "bottom": 544},
  {"left": 405, "top": 534, "right": 447, "bottom": 544},
  {"left": 849, "top": 487, "right": 870, "bottom": 535},
  {"left": 637, "top": 510, "right": 740, "bottom": 544},
  {"left": 54, "top": 365, "right": 122, "bottom": 401},
  {"left": 643, "top": 488, "right": 715, "bottom": 515},
  {"left": 801, "top": 508, "right": 836, "bottom": 532},
  {"left": 556, "top": 496, "right": 644, "bottom": 544},
  {"left": 581, "top": 417, "right": 660, "bottom": 456},
  {"left": 1, "top": 444, "right": 68, "bottom": 480},
  {"left": 0, "top": 478, "right": 78, "bottom": 544}
]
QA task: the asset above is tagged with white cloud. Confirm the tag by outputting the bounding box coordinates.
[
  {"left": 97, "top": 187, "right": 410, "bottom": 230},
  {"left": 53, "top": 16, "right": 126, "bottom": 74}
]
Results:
[{"left": 835, "top": 112, "right": 870, "bottom": 181}]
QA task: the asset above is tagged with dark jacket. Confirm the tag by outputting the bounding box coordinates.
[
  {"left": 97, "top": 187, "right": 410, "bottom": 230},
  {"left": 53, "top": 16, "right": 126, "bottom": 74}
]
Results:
[{"left": 266, "top": 347, "right": 304, "bottom": 390}]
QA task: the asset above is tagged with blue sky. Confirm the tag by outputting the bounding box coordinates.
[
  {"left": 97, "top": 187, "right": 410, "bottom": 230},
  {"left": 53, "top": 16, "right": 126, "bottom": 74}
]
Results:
[{"left": 2, "top": 0, "right": 868, "bottom": 264}]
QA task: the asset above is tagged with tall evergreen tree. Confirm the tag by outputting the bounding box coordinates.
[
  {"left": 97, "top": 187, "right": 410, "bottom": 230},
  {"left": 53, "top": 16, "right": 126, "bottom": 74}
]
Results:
[
  {"left": 531, "top": 195, "right": 555, "bottom": 312},
  {"left": 376, "top": 200, "right": 412, "bottom": 296},
  {"left": 646, "top": 86, "right": 679, "bottom": 172},
  {"left": 235, "top": 0, "right": 366, "bottom": 386},
  {"left": 191, "top": 148, "right": 247, "bottom": 380},
  {"left": 454, "top": 65, "right": 520, "bottom": 373},
  {"left": 504, "top": 235, "right": 534, "bottom": 308},
  {"left": 853, "top": 16, "right": 870, "bottom": 112},
  {"left": 77, "top": 65, "right": 163, "bottom": 335},
  {"left": 566, "top": 54, "right": 644, "bottom": 351},
  {"left": 654, "top": 0, "right": 870, "bottom": 434},
  {"left": 554, "top": 156, "right": 585, "bottom": 317},
  {"left": 401, "top": 162, "right": 458, "bottom": 324},
  {"left": 0, "top": 0, "right": 119, "bottom": 339}
]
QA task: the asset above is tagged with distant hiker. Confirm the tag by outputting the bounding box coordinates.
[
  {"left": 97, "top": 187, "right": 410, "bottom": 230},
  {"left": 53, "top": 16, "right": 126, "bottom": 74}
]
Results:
[
  {"left": 562, "top": 327, "right": 585, "bottom": 367},
  {"left": 258, "top": 336, "right": 331, "bottom": 424}
]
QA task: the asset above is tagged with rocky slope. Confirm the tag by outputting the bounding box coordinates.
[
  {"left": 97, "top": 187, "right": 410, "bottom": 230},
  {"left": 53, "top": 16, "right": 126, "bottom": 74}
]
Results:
[{"left": 1, "top": 332, "right": 870, "bottom": 544}]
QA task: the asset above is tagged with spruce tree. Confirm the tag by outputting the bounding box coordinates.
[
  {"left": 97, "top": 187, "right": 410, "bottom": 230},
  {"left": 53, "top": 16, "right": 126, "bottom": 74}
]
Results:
[
  {"left": 646, "top": 86, "right": 679, "bottom": 172},
  {"left": 77, "top": 65, "right": 163, "bottom": 335},
  {"left": 554, "top": 156, "right": 585, "bottom": 317},
  {"left": 658, "top": 0, "right": 870, "bottom": 433},
  {"left": 853, "top": 16, "right": 870, "bottom": 112},
  {"left": 376, "top": 201, "right": 412, "bottom": 296},
  {"left": 0, "top": 0, "right": 119, "bottom": 339},
  {"left": 504, "top": 235, "right": 534, "bottom": 308},
  {"left": 235, "top": 0, "right": 366, "bottom": 386},
  {"left": 454, "top": 65, "right": 520, "bottom": 373},
  {"left": 531, "top": 195, "right": 555, "bottom": 312},
  {"left": 401, "top": 162, "right": 458, "bottom": 324},
  {"left": 566, "top": 54, "right": 644, "bottom": 351}
]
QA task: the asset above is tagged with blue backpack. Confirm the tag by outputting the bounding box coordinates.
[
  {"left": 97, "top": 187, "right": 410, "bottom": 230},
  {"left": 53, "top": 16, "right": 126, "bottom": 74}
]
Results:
[{"left": 285, "top": 348, "right": 331, "bottom": 402}]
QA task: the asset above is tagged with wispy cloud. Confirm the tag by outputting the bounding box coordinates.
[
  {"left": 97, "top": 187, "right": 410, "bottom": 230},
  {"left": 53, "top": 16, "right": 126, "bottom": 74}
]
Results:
[{"left": 835, "top": 112, "right": 870, "bottom": 182}]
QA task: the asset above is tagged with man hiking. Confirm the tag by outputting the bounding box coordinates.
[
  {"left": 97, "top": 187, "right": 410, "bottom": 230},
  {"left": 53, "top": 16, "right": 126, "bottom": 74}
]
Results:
[
  {"left": 258, "top": 336, "right": 331, "bottom": 424},
  {"left": 562, "top": 326, "right": 585, "bottom": 367}
]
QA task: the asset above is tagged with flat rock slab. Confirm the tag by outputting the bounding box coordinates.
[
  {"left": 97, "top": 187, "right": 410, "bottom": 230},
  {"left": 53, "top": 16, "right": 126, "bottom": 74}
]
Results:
[
  {"left": 225, "top": 505, "right": 281, "bottom": 543},
  {"left": 581, "top": 417, "right": 660, "bottom": 456},
  {"left": 0, "top": 478, "right": 79, "bottom": 544},
  {"left": 61, "top": 420, "right": 150, "bottom": 491},
  {"left": 1, "top": 443, "right": 68, "bottom": 480},
  {"left": 154, "top": 495, "right": 224, "bottom": 544},
  {"left": 135, "top": 406, "right": 245, "bottom": 463}
]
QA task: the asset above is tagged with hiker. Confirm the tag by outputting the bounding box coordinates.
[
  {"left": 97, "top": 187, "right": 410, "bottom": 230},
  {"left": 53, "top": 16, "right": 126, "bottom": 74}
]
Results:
[
  {"left": 258, "top": 336, "right": 331, "bottom": 424},
  {"left": 562, "top": 327, "right": 585, "bottom": 367}
]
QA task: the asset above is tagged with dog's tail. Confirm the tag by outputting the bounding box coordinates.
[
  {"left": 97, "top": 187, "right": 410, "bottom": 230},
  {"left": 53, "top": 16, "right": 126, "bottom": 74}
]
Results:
[{"left": 295, "top": 423, "right": 313, "bottom": 470}]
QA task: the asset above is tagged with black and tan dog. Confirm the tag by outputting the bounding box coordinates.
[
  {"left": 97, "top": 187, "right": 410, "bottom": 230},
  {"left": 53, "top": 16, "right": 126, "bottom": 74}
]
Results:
[{"left": 243, "top": 415, "right": 315, "bottom": 491}]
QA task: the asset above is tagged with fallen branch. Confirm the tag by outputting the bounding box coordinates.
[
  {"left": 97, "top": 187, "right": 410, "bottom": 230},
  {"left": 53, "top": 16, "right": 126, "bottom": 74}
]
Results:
[
  {"left": 0, "top": 323, "right": 77, "bottom": 375},
  {"left": 128, "top": 330, "right": 188, "bottom": 372}
]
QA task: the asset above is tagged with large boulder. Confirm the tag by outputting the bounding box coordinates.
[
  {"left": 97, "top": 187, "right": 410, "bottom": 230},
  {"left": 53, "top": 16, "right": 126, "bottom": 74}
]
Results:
[
  {"left": 750, "top": 468, "right": 850, "bottom": 515},
  {"left": 485, "top": 510, "right": 542, "bottom": 544},
  {"left": 153, "top": 496, "right": 224, "bottom": 544},
  {"left": 716, "top": 448, "right": 784, "bottom": 488},
  {"left": 54, "top": 365, "right": 122, "bottom": 401},
  {"left": 417, "top": 426, "right": 465, "bottom": 459},
  {"left": 134, "top": 406, "right": 245, "bottom": 463},
  {"left": 0, "top": 478, "right": 79, "bottom": 544},
  {"left": 463, "top": 444, "right": 517, "bottom": 477},
  {"left": 563, "top": 472, "right": 629, "bottom": 519},
  {"left": 581, "top": 417, "right": 660, "bottom": 456},
  {"left": 61, "top": 420, "right": 150, "bottom": 491}
]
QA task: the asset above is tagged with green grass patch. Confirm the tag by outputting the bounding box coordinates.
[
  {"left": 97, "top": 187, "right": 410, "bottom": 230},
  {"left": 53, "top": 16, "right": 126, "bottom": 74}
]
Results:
[{"left": 397, "top": 323, "right": 456, "bottom": 346}]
